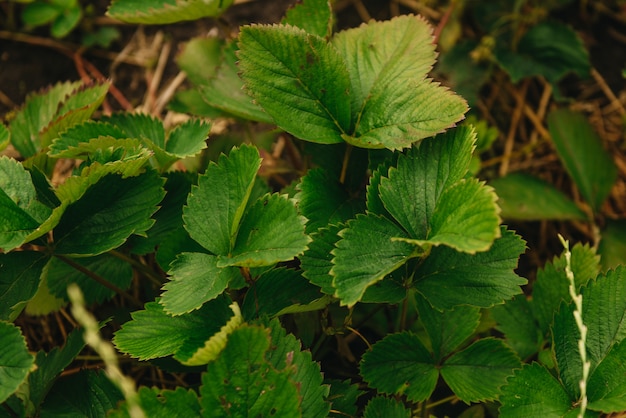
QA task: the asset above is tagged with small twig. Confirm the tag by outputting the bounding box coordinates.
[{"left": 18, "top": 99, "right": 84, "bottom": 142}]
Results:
[
  {"left": 351, "top": 0, "right": 372, "bottom": 22},
  {"left": 433, "top": 1, "right": 455, "bottom": 45},
  {"left": 499, "top": 80, "right": 529, "bottom": 176},
  {"left": 152, "top": 72, "right": 187, "bottom": 116},
  {"left": 591, "top": 68, "right": 626, "bottom": 116}
]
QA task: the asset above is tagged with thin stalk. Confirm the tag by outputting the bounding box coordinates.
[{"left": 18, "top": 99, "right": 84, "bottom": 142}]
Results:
[{"left": 339, "top": 144, "right": 353, "bottom": 184}]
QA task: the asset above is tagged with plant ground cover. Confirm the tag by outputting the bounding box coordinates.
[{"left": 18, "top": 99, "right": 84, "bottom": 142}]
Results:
[{"left": 1, "top": 0, "right": 626, "bottom": 417}]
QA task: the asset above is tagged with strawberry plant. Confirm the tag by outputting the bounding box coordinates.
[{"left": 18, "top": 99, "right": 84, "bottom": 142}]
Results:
[{"left": 1, "top": 0, "right": 626, "bottom": 416}]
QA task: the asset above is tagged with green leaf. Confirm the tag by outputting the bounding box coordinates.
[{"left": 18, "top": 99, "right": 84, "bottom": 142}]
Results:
[
  {"left": 0, "top": 251, "right": 48, "bottom": 321},
  {"left": 282, "top": 0, "right": 333, "bottom": 38},
  {"left": 50, "top": 5, "right": 81, "bottom": 38},
  {"left": 160, "top": 253, "right": 239, "bottom": 315},
  {"left": 242, "top": 268, "right": 328, "bottom": 319},
  {"left": 217, "top": 193, "right": 310, "bottom": 267},
  {"left": 333, "top": 15, "right": 468, "bottom": 149},
  {"left": 362, "top": 396, "right": 411, "bottom": 418},
  {"left": 331, "top": 214, "right": 416, "bottom": 306},
  {"left": 360, "top": 331, "right": 438, "bottom": 402},
  {"left": 296, "top": 168, "right": 364, "bottom": 233},
  {"left": 39, "top": 370, "right": 123, "bottom": 416},
  {"left": 0, "top": 123, "right": 10, "bottom": 151},
  {"left": 53, "top": 169, "right": 164, "bottom": 256},
  {"left": 199, "top": 325, "right": 300, "bottom": 417},
  {"left": 548, "top": 108, "right": 617, "bottom": 212},
  {"left": 113, "top": 297, "right": 236, "bottom": 363},
  {"left": 415, "top": 227, "right": 527, "bottom": 310},
  {"left": 0, "top": 157, "right": 53, "bottom": 251},
  {"left": 101, "top": 113, "right": 166, "bottom": 147},
  {"left": 165, "top": 119, "right": 210, "bottom": 158},
  {"left": 326, "top": 379, "right": 362, "bottom": 417},
  {"left": 49, "top": 120, "right": 128, "bottom": 158},
  {"left": 300, "top": 223, "right": 343, "bottom": 295},
  {"left": 416, "top": 293, "right": 481, "bottom": 361},
  {"left": 0, "top": 321, "right": 35, "bottom": 404},
  {"left": 491, "top": 295, "right": 544, "bottom": 360},
  {"left": 107, "top": 0, "right": 233, "bottom": 24},
  {"left": 45, "top": 254, "right": 133, "bottom": 304},
  {"left": 495, "top": 22, "right": 590, "bottom": 84},
  {"left": 587, "top": 339, "right": 626, "bottom": 413},
  {"left": 22, "top": 2, "right": 61, "bottom": 26},
  {"left": 598, "top": 219, "right": 626, "bottom": 271},
  {"left": 499, "top": 363, "right": 576, "bottom": 417},
  {"left": 490, "top": 172, "right": 587, "bottom": 221},
  {"left": 110, "top": 387, "right": 201, "bottom": 418},
  {"left": 184, "top": 144, "right": 261, "bottom": 256},
  {"left": 238, "top": 24, "right": 351, "bottom": 144},
  {"left": 441, "top": 338, "right": 520, "bottom": 403},
  {"left": 378, "top": 127, "right": 475, "bottom": 239},
  {"left": 24, "top": 275, "right": 65, "bottom": 316}
]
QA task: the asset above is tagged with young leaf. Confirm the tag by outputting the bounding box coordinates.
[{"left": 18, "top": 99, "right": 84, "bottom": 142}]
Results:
[
  {"left": 414, "top": 227, "right": 527, "bottom": 310},
  {"left": 282, "top": 0, "right": 333, "bottom": 38},
  {"left": 331, "top": 214, "right": 417, "bottom": 306},
  {"left": 238, "top": 24, "right": 352, "bottom": 144},
  {"left": 363, "top": 396, "right": 411, "bottom": 418},
  {"left": 0, "top": 157, "right": 53, "bottom": 251},
  {"left": 183, "top": 144, "right": 261, "bottom": 256},
  {"left": 360, "top": 331, "right": 439, "bottom": 402},
  {"left": 199, "top": 325, "right": 300, "bottom": 417},
  {"left": 160, "top": 253, "right": 240, "bottom": 315},
  {"left": 53, "top": 169, "right": 165, "bottom": 256},
  {"left": 109, "top": 386, "right": 201, "bottom": 418},
  {"left": 0, "top": 251, "right": 48, "bottom": 321},
  {"left": 440, "top": 338, "right": 520, "bottom": 403},
  {"left": 107, "top": 0, "right": 233, "bottom": 24},
  {"left": 548, "top": 108, "right": 617, "bottom": 212},
  {"left": 333, "top": 15, "right": 468, "bottom": 149},
  {"left": 490, "top": 172, "right": 587, "bottom": 221},
  {"left": 300, "top": 223, "right": 343, "bottom": 295},
  {"left": 113, "top": 297, "right": 235, "bottom": 362},
  {"left": 217, "top": 193, "right": 310, "bottom": 267},
  {"left": 499, "top": 363, "right": 578, "bottom": 417},
  {"left": 0, "top": 321, "right": 35, "bottom": 404}
]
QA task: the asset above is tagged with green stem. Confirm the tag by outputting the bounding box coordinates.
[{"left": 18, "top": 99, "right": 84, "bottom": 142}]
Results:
[{"left": 339, "top": 144, "right": 353, "bottom": 185}]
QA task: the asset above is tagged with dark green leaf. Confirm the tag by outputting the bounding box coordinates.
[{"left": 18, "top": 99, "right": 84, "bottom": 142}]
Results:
[
  {"left": 491, "top": 295, "right": 544, "bottom": 360},
  {"left": 22, "top": 2, "right": 60, "bottom": 26},
  {"left": 110, "top": 387, "right": 201, "bottom": 418},
  {"left": 0, "top": 321, "right": 35, "bottom": 404},
  {"left": 587, "top": 339, "right": 626, "bottom": 413},
  {"left": 50, "top": 5, "right": 81, "bottom": 38},
  {"left": 326, "top": 379, "right": 362, "bottom": 417},
  {"left": 363, "top": 396, "right": 411, "bottom": 418},
  {"left": 0, "top": 251, "right": 48, "bottom": 321},
  {"left": 300, "top": 223, "right": 343, "bottom": 295},
  {"left": 598, "top": 219, "right": 626, "bottom": 271}
]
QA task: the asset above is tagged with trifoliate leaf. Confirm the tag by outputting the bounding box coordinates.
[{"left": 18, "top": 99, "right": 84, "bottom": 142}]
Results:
[
  {"left": 331, "top": 214, "right": 417, "bottom": 306},
  {"left": 548, "top": 108, "right": 617, "bottom": 213},
  {"left": 414, "top": 227, "right": 526, "bottom": 310},
  {"left": 282, "top": 0, "right": 333, "bottom": 38},
  {"left": 107, "top": 0, "right": 233, "bottom": 24},
  {"left": 416, "top": 293, "right": 481, "bottom": 361},
  {"left": 217, "top": 193, "right": 310, "bottom": 267},
  {"left": 363, "top": 396, "right": 411, "bottom": 418},
  {"left": 53, "top": 169, "right": 165, "bottom": 256},
  {"left": 109, "top": 386, "right": 201, "bottom": 418},
  {"left": 300, "top": 223, "right": 343, "bottom": 295},
  {"left": 0, "top": 157, "right": 53, "bottom": 251},
  {"left": 45, "top": 254, "right": 133, "bottom": 304},
  {"left": 378, "top": 127, "right": 475, "bottom": 238},
  {"left": 490, "top": 172, "right": 587, "bottom": 221},
  {"left": 0, "top": 321, "right": 35, "bottom": 404},
  {"left": 441, "top": 338, "right": 520, "bottom": 403},
  {"left": 333, "top": 15, "right": 468, "bottom": 149},
  {"left": 199, "top": 325, "right": 300, "bottom": 417},
  {"left": 499, "top": 363, "right": 576, "bottom": 417},
  {"left": 113, "top": 297, "right": 235, "bottom": 362},
  {"left": 361, "top": 331, "right": 438, "bottom": 402},
  {"left": 183, "top": 144, "right": 261, "bottom": 256},
  {"left": 238, "top": 24, "right": 351, "bottom": 144},
  {"left": 160, "top": 253, "right": 240, "bottom": 315},
  {"left": 0, "top": 251, "right": 48, "bottom": 321}
]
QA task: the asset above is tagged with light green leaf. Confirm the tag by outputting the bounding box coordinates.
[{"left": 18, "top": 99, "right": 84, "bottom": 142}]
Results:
[
  {"left": 107, "top": 0, "right": 233, "bottom": 24},
  {"left": 414, "top": 227, "right": 527, "bottom": 310},
  {"left": 165, "top": 119, "right": 210, "bottom": 158},
  {"left": 238, "top": 24, "right": 351, "bottom": 144},
  {"left": 282, "top": 0, "right": 333, "bottom": 38},
  {"left": 587, "top": 339, "right": 626, "bottom": 413},
  {"left": 53, "top": 169, "right": 165, "bottom": 256},
  {"left": 199, "top": 325, "right": 300, "bottom": 417},
  {"left": 598, "top": 219, "right": 626, "bottom": 271},
  {"left": 160, "top": 252, "right": 240, "bottom": 315},
  {"left": 46, "top": 254, "right": 133, "bottom": 304},
  {"left": 300, "top": 223, "right": 343, "bottom": 295},
  {"left": 490, "top": 172, "right": 587, "bottom": 221},
  {"left": 491, "top": 295, "right": 544, "bottom": 360},
  {"left": 360, "top": 331, "right": 438, "bottom": 402},
  {"left": 100, "top": 113, "right": 165, "bottom": 148},
  {"left": 0, "top": 251, "right": 48, "bottom": 321},
  {"left": 378, "top": 127, "right": 475, "bottom": 239},
  {"left": 0, "top": 321, "right": 35, "bottom": 404},
  {"left": 217, "top": 193, "right": 310, "bottom": 267},
  {"left": 24, "top": 275, "right": 65, "bottom": 316},
  {"left": 39, "top": 370, "right": 123, "bottom": 416},
  {"left": 333, "top": 15, "right": 468, "bottom": 149},
  {"left": 183, "top": 144, "right": 261, "bottom": 256},
  {"left": 113, "top": 297, "right": 235, "bottom": 362},
  {"left": 548, "top": 108, "right": 617, "bottom": 212},
  {"left": 331, "top": 214, "right": 417, "bottom": 307},
  {"left": 441, "top": 338, "right": 520, "bottom": 403},
  {"left": 416, "top": 293, "right": 481, "bottom": 361},
  {"left": 0, "top": 123, "right": 10, "bottom": 151},
  {"left": 362, "top": 396, "right": 411, "bottom": 418},
  {"left": 499, "top": 363, "right": 576, "bottom": 418},
  {"left": 0, "top": 157, "right": 53, "bottom": 251},
  {"left": 109, "top": 387, "right": 201, "bottom": 418}
]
